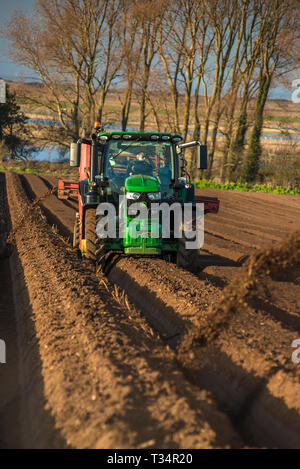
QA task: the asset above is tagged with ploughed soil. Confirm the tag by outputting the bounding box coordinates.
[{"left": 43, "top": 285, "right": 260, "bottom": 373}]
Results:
[{"left": 0, "top": 171, "right": 299, "bottom": 448}]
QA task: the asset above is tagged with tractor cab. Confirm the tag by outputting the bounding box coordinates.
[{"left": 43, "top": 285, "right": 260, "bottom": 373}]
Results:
[
  {"left": 104, "top": 138, "right": 173, "bottom": 199},
  {"left": 99, "top": 132, "right": 181, "bottom": 203}
]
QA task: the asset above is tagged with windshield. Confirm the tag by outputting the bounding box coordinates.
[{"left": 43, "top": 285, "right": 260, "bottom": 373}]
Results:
[{"left": 104, "top": 140, "right": 174, "bottom": 197}]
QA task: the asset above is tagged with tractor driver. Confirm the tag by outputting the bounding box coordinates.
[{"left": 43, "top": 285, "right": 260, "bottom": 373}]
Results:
[
  {"left": 157, "top": 151, "right": 171, "bottom": 180},
  {"left": 128, "top": 152, "right": 154, "bottom": 177}
]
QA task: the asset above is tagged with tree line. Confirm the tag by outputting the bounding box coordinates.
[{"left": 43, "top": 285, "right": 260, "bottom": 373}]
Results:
[
  {"left": 0, "top": 87, "right": 36, "bottom": 161},
  {"left": 3, "top": 0, "right": 300, "bottom": 181}
]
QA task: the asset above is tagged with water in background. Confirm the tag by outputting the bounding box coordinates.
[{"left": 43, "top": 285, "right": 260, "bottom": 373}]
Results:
[
  {"left": 32, "top": 147, "right": 63, "bottom": 161},
  {"left": 29, "top": 121, "right": 300, "bottom": 161}
]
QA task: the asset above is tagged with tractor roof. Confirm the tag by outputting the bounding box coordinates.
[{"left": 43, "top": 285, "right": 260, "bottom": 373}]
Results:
[{"left": 96, "top": 130, "right": 182, "bottom": 143}]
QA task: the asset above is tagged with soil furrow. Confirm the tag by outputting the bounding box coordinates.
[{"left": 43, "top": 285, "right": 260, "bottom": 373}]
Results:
[
  {"left": 3, "top": 171, "right": 241, "bottom": 448},
  {"left": 15, "top": 172, "right": 300, "bottom": 447},
  {"left": 0, "top": 173, "right": 67, "bottom": 448}
]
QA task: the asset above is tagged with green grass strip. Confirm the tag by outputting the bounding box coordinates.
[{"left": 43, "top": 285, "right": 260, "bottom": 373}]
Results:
[{"left": 194, "top": 179, "right": 300, "bottom": 195}]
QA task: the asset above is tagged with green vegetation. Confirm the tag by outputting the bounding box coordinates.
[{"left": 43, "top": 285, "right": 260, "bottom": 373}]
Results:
[
  {"left": 1, "top": 166, "right": 46, "bottom": 175},
  {"left": 264, "top": 115, "right": 300, "bottom": 124},
  {"left": 194, "top": 179, "right": 300, "bottom": 195},
  {"left": 0, "top": 165, "right": 36, "bottom": 173},
  {"left": 0, "top": 158, "right": 77, "bottom": 179},
  {"left": 0, "top": 87, "right": 34, "bottom": 160},
  {"left": 0, "top": 165, "right": 73, "bottom": 179}
]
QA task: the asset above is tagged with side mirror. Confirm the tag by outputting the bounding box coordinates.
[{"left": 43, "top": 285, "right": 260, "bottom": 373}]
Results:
[
  {"left": 197, "top": 145, "right": 207, "bottom": 170},
  {"left": 70, "top": 142, "right": 81, "bottom": 167}
]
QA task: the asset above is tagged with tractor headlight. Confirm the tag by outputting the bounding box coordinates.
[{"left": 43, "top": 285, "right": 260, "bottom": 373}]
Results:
[
  {"left": 148, "top": 192, "right": 161, "bottom": 200},
  {"left": 126, "top": 191, "right": 140, "bottom": 200}
]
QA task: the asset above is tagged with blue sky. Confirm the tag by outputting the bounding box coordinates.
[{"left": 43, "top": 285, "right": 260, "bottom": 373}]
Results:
[
  {"left": 0, "top": 0, "right": 293, "bottom": 100},
  {"left": 0, "top": 0, "right": 37, "bottom": 81}
]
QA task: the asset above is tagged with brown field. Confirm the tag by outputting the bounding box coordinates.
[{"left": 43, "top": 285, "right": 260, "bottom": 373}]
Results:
[{"left": 0, "top": 170, "right": 299, "bottom": 448}]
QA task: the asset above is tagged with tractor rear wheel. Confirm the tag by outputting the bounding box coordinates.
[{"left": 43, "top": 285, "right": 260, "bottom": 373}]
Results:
[
  {"left": 85, "top": 209, "right": 108, "bottom": 271},
  {"left": 95, "top": 214, "right": 109, "bottom": 272},
  {"left": 85, "top": 208, "right": 97, "bottom": 261}
]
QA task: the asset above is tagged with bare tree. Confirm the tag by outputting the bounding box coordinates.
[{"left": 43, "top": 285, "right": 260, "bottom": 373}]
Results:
[
  {"left": 4, "top": 0, "right": 123, "bottom": 144},
  {"left": 243, "top": 0, "right": 300, "bottom": 182},
  {"left": 157, "top": 3, "right": 183, "bottom": 133},
  {"left": 221, "top": 0, "right": 260, "bottom": 180},
  {"left": 118, "top": 1, "right": 144, "bottom": 130},
  {"left": 132, "top": 0, "right": 167, "bottom": 131},
  {"left": 200, "top": 0, "right": 239, "bottom": 176},
  {"left": 3, "top": 0, "right": 299, "bottom": 180},
  {"left": 95, "top": 0, "right": 124, "bottom": 123},
  {"left": 158, "top": 0, "right": 206, "bottom": 141}
]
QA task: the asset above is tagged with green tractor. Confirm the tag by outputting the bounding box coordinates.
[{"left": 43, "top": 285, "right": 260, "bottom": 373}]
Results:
[{"left": 58, "top": 130, "right": 219, "bottom": 273}]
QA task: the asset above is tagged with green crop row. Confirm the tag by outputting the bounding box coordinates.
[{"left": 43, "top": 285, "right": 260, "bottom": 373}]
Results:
[
  {"left": 0, "top": 166, "right": 70, "bottom": 178},
  {"left": 264, "top": 115, "right": 300, "bottom": 124},
  {"left": 194, "top": 179, "right": 300, "bottom": 195},
  {"left": 0, "top": 166, "right": 40, "bottom": 174}
]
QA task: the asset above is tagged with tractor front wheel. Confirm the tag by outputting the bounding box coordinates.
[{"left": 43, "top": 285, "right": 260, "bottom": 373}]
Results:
[{"left": 84, "top": 209, "right": 108, "bottom": 271}]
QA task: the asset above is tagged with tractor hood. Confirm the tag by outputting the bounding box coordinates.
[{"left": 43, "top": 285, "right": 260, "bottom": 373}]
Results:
[{"left": 125, "top": 175, "right": 160, "bottom": 193}]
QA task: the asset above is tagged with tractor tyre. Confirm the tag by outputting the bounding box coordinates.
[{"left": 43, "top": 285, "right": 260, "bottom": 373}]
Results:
[
  {"left": 177, "top": 214, "right": 199, "bottom": 272},
  {"left": 85, "top": 208, "right": 97, "bottom": 262},
  {"left": 95, "top": 213, "right": 108, "bottom": 272}
]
